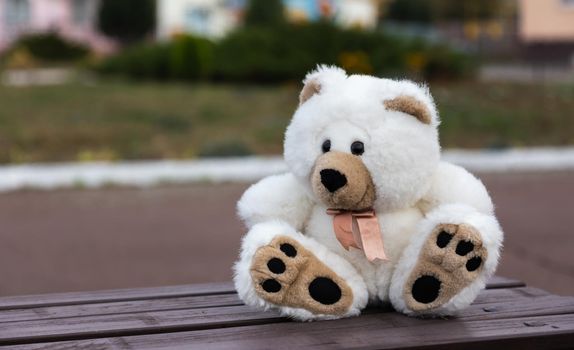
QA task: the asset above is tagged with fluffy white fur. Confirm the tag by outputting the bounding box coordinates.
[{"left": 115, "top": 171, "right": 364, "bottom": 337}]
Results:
[
  {"left": 237, "top": 173, "right": 314, "bottom": 231},
  {"left": 285, "top": 66, "right": 440, "bottom": 211},
  {"left": 233, "top": 221, "right": 369, "bottom": 321},
  {"left": 234, "top": 65, "right": 504, "bottom": 320},
  {"left": 388, "top": 203, "right": 503, "bottom": 316}
]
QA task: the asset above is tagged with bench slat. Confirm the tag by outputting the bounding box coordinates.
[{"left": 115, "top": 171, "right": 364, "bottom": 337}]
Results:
[
  {"left": 0, "top": 305, "right": 285, "bottom": 346},
  {"left": 0, "top": 282, "right": 235, "bottom": 311},
  {"left": 0, "top": 277, "right": 523, "bottom": 311},
  {"left": 3, "top": 312, "right": 573, "bottom": 350},
  {"left": 0, "top": 294, "right": 242, "bottom": 323},
  {"left": 472, "top": 286, "right": 550, "bottom": 305},
  {"left": 484, "top": 276, "right": 526, "bottom": 289},
  {"left": 0, "top": 285, "right": 549, "bottom": 324},
  {"left": 460, "top": 295, "right": 574, "bottom": 320},
  {"left": 0, "top": 288, "right": 571, "bottom": 347}
]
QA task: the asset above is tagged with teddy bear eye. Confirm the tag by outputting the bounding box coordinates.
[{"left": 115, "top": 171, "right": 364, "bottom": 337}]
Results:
[
  {"left": 351, "top": 141, "right": 364, "bottom": 155},
  {"left": 321, "top": 139, "right": 331, "bottom": 153}
]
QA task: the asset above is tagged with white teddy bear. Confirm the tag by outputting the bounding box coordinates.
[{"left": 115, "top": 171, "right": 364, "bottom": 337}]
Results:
[{"left": 234, "top": 66, "right": 503, "bottom": 321}]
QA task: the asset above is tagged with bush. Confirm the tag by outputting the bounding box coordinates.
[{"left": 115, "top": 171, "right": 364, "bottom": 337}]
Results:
[
  {"left": 96, "top": 34, "right": 214, "bottom": 81},
  {"left": 212, "top": 26, "right": 310, "bottom": 82},
  {"left": 7, "top": 33, "right": 89, "bottom": 64},
  {"left": 169, "top": 35, "right": 214, "bottom": 80},
  {"left": 98, "top": 0, "right": 156, "bottom": 45},
  {"left": 98, "top": 43, "right": 171, "bottom": 80},
  {"left": 212, "top": 21, "right": 471, "bottom": 82},
  {"left": 423, "top": 44, "right": 476, "bottom": 80},
  {"left": 96, "top": 22, "right": 474, "bottom": 82},
  {"left": 244, "top": 0, "right": 285, "bottom": 28},
  {"left": 213, "top": 22, "right": 375, "bottom": 82}
]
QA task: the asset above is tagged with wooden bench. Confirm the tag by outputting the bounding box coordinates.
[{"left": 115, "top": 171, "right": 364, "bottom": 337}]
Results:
[{"left": 0, "top": 276, "right": 572, "bottom": 349}]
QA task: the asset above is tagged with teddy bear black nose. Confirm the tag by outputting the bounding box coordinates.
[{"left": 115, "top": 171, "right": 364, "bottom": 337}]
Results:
[{"left": 320, "top": 169, "right": 347, "bottom": 193}]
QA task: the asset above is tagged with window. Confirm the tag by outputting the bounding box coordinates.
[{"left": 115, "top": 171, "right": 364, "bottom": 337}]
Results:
[
  {"left": 184, "top": 6, "right": 212, "bottom": 36},
  {"left": 72, "top": 0, "right": 91, "bottom": 25},
  {"left": 4, "top": 0, "right": 30, "bottom": 26}
]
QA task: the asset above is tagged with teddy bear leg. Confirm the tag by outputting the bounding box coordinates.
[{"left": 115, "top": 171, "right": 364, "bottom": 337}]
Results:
[
  {"left": 389, "top": 204, "right": 503, "bottom": 317},
  {"left": 234, "top": 221, "right": 369, "bottom": 321}
]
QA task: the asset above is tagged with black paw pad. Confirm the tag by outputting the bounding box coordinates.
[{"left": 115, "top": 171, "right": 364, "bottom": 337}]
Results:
[
  {"left": 280, "top": 243, "right": 297, "bottom": 257},
  {"left": 466, "top": 257, "right": 482, "bottom": 272},
  {"left": 456, "top": 241, "right": 475, "bottom": 256},
  {"left": 436, "top": 231, "right": 453, "bottom": 248},
  {"left": 412, "top": 275, "right": 441, "bottom": 304},
  {"left": 308, "top": 277, "right": 342, "bottom": 305},
  {"left": 261, "top": 279, "right": 281, "bottom": 293},
  {"left": 267, "top": 258, "right": 286, "bottom": 274}
]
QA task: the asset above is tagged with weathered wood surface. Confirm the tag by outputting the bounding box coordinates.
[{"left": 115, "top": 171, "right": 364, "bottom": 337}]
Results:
[
  {"left": 0, "top": 282, "right": 235, "bottom": 310},
  {"left": 0, "top": 276, "right": 572, "bottom": 350}
]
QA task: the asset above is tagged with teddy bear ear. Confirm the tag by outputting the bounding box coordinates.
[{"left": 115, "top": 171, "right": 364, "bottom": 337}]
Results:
[
  {"left": 299, "top": 65, "right": 347, "bottom": 106},
  {"left": 299, "top": 78, "right": 321, "bottom": 105},
  {"left": 384, "top": 95, "right": 433, "bottom": 125}
]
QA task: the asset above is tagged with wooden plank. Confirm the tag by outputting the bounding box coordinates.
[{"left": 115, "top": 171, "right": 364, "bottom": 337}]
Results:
[
  {"left": 0, "top": 286, "right": 544, "bottom": 325},
  {"left": 0, "top": 276, "right": 522, "bottom": 312},
  {"left": 459, "top": 295, "right": 574, "bottom": 321},
  {"left": 485, "top": 276, "right": 525, "bottom": 289},
  {"left": 472, "top": 286, "right": 550, "bottom": 305},
  {"left": 0, "top": 282, "right": 235, "bottom": 310},
  {"left": 0, "top": 288, "right": 571, "bottom": 347},
  {"left": 4, "top": 312, "right": 573, "bottom": 350},
  {"left": 0, "top": 285, "right": 541, "bottom": 327},
  {"left": 0, "top": 305, "right": 286, "bottom": 346},
  {"left": 0, "top": 294, "right": 242, "bottom": 323}
]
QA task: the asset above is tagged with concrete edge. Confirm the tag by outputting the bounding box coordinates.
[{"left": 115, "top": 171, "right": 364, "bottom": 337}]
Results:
[{"left": 0, "top": 147, "right": 573, "bottom": 192}]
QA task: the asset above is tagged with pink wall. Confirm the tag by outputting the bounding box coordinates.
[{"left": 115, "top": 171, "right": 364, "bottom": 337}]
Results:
[
  {"left": 0, "top": 0, "right": 115, "bottom": 54},
  {"left": 0, "top": 0, "right": 8, "bottom": 50},
  {"left": 520, "top": 0, "right": 574, "bottom": 42},
  {"left": 32, "top": 0, "right": 70, "bottom": 30}
]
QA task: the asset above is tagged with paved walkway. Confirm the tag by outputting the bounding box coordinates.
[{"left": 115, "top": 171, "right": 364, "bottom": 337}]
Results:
[{"left": 0, "top": 171, "right": 572, "bottom": 297}]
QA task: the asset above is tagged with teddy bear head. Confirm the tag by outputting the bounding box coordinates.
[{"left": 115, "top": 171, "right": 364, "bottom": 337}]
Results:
[{"left": 284, "top": 66, "right": 441, "bottom": 212}]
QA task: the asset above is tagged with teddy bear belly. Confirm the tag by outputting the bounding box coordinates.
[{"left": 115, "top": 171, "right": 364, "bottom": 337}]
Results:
[{"left": 304, "top": 205, "right": 424, "bottom": 301}]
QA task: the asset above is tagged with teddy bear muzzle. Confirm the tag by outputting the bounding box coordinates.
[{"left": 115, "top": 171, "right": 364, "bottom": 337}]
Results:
[{"left": 311, "top": 151, "right": 376, "bottom": 211}]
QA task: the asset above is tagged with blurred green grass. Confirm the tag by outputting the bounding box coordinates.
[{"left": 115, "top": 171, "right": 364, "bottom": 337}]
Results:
[{"left": 0, "top": 81, "right": 572, "bottom": 163}]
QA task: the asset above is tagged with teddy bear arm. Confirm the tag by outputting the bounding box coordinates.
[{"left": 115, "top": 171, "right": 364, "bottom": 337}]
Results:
[
  {"left": 389, "top": 161, "right": 503, "bottom": 316},
  {"left": 237, "top": 172, "right": 314, "bottom": 231},
  {"left": 418, "top": 161, "right": 494, "bottom": 216}
]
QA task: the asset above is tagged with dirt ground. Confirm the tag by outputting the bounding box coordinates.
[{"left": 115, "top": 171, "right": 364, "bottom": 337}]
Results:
[{"left": 0, "top": 171, "right": 572, "bottom": 297}]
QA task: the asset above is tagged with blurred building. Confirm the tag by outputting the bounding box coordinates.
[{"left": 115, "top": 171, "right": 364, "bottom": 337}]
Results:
[
  {"left": 156, "top": 0, "right": 381, "bottom": 40},
  {"left": 156, "top": 0, "right": 244, "bottom": 40},
  {"left": 0, "top": 0, "right": 113, "bottom": 53},
  {"left": 381, "top": 0, "right": 520, "bottom": 59},
  {"left": 284, "top": 0, "right": 379, "bottom": 29},
  {"left": 336, "top": 0, "right": 380, "bottom": 29},
  {"left": 518, "top": 0, "right": 574, "bottom": 66}
]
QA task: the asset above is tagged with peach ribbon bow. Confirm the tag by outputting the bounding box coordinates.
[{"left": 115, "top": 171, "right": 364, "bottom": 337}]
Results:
[{"left": 326, "top": 208, "right": 388, "bottom": 262}]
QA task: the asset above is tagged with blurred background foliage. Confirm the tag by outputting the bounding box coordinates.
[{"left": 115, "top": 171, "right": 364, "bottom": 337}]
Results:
[
  {"left": 0, "top": 0, "right": 572, "bottom": 162},
  {"left": 97, "top": 0, "right": 156, "bottom": 45},
  {"left": 1, "top": 33, "right": 90, "bottom": 68},
  {"left": 0, "top": 82, "right": 572, "bottom": 163},
  {"left": 244, "top": 0, "right": 286, "bottom": 28},
  {"left": 94, "top": 1, "right": 473, "bottom": 83},
  {"left": 0, "top": 0, "right": 511, "bottom": 80},
  {"left": 385, "top": 0, "right": 510, "bottom": 23}
]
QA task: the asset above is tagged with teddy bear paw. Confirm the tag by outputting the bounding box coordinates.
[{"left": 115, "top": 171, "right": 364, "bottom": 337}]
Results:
[
  {"left": 403, "top": 223, "right": 487, "bottom": 312},
  {"left": 250, "top": 235, "right": 354, "bottom": 316}
]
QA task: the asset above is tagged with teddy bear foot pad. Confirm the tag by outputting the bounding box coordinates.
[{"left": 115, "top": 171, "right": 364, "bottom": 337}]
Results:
[
  {"left": 250, "top": 235, "right": 354, "bottom": 316},
  {"left": 404, "top": 223, "right": 487, "bottom": 311}
]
